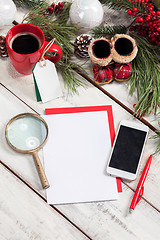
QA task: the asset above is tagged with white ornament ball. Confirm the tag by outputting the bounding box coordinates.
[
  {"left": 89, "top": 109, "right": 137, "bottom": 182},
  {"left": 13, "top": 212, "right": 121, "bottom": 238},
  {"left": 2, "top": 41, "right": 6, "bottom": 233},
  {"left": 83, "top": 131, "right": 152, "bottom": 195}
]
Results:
[
  {"left": 0, "top": 0, "right": 17, "bottom": 28},
  {"left": 69, "top": 0, "right": 104, "bottom": 30}
]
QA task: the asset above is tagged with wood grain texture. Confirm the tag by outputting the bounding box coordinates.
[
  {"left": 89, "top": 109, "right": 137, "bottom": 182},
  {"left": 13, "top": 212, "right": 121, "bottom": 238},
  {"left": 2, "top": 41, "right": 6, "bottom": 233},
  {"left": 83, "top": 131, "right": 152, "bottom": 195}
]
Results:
[
  {"left": 1, "top": 80, "right": 160, "bottom": 240},
  {"left": 0, "top": 163, "right": 89, "bottom": 240},
  {"left": 57, "top": 184, "right": 160, "bottom": 240}
]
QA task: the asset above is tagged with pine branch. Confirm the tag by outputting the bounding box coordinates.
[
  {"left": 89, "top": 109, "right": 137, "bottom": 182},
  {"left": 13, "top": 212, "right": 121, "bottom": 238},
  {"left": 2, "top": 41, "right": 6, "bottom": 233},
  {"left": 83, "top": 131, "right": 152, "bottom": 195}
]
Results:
[
  {"left": 23, "top": 5, "right": 79, "bottom": 55},
  {"left": 13, "top": 0, "right": 46, "bottom": 8},
  {"left": 129, "top": 33, "right": 160, "bottom": 116},
  {"left": 23, "top": 3, "right": 86, "bottom": 94},
  {"left": 99, "top": 0, "right": 147, "bottom": 12},
  {"left": 56, "top": 61, "right": 87, "bottom": 94},
  {"left": 91, "top": 25, "right": 127, "bottom": 38},
  {"left": 55, "top": 2, "right": 72, "bottom": 24}
]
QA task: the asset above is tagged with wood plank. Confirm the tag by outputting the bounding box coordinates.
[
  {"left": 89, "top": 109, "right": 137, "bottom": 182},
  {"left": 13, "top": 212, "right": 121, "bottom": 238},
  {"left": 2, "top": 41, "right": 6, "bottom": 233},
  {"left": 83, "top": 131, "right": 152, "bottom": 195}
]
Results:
[
  {"left": 1, "top": 83, "right": 160, "bottom": 240},
  {"left": 0, "top": 85, "right": 45, "bottom": 192},
  {"left": 1, "top": 79, "right": 160, "bottom": 209},
  {"left": 56, "top": 184, "right": 160, "bottom": 240},
  {"left": 0, "top": 163, "right": 89, "bottom": 240},
  {"left": 1, "top": 73, "right": 160, "bottom": 210},
  {"left": 1, "top": 143, "right": 160, "bottom": 240}
]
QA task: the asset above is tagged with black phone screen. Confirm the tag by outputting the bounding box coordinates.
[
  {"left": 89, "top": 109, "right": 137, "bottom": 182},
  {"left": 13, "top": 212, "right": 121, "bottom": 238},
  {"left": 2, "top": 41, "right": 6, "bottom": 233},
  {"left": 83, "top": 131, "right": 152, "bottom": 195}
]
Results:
[{"left": 109, "top": 125, "right": 147, "bottom": 174}]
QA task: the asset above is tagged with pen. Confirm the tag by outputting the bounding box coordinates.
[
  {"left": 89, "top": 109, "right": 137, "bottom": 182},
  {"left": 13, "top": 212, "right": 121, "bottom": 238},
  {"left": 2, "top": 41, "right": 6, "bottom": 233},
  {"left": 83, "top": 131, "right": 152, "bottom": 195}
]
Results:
[{"left": 129, "top": 154, "right": 152, "bottom": 214}]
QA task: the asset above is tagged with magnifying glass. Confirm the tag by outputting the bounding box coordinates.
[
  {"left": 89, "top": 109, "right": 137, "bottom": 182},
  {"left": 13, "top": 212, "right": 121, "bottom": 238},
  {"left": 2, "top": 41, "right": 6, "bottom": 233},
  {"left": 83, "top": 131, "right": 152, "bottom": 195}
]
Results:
[{"left": 5, "top": 113, "right": 50, "bottom": 189}]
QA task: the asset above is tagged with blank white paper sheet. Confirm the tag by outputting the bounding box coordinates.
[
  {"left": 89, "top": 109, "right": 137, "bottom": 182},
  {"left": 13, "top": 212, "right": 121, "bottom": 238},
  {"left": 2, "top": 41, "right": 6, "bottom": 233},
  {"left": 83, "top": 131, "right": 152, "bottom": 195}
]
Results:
[{"left": 43, "top": 106, "right": 118, "bottom": 204}]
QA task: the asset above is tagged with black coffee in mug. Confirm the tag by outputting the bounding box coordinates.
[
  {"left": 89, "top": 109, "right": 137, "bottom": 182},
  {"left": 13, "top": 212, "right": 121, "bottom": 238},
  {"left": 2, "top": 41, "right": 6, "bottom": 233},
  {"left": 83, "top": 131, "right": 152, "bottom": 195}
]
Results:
[{"left": 11, "top": 33, "right": 40, "bottom": 54}]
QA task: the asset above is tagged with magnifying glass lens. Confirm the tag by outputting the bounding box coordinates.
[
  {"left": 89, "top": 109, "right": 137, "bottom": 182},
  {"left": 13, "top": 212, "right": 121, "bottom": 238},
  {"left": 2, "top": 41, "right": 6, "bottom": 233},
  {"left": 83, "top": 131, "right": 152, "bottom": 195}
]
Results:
[
  {"left": 7, "top": 115, "right": 47, "bottom": 151},
  {"left": 6, "top": 113, "right": 49, "bottom": 189}
]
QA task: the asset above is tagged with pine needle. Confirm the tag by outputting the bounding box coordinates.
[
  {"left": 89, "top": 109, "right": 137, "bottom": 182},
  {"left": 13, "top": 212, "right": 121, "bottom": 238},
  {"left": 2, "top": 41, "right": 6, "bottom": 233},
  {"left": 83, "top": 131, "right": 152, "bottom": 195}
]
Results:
[
  {"left": 23, "top": 5, "right": 78, "bottom": 55},
  {"left": 99, "top": 0, "right": 147, "bottom": 12},
  {"left": 22, "top": 3, "right": 86, "bottom": 93},
  {"left": 91, "top": 25, "right": 127, "bottom": 38},
  {"left": 129, "top": 33, "right": 160, "bottom": 116},
  {"left": 13, "top": 0, "right": 45, "bottom": 8},
  {"left": 57, "top": 61, "right": 86, "bottom": 95}
]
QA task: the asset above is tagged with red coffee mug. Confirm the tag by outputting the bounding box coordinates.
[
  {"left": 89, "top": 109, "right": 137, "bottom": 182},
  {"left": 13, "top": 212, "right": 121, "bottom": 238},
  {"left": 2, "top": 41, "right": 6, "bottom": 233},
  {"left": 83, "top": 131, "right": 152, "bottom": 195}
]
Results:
[{"left": 6, "top": 23, "right": 63, "bottom": 75}]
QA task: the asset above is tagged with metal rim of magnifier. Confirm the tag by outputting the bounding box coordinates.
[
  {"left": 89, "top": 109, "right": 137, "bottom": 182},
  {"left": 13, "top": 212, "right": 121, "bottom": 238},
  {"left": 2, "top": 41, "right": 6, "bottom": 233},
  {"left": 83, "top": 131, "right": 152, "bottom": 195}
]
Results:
[{"left": 5, "top": 113, "right": 49, "bottom": 154}]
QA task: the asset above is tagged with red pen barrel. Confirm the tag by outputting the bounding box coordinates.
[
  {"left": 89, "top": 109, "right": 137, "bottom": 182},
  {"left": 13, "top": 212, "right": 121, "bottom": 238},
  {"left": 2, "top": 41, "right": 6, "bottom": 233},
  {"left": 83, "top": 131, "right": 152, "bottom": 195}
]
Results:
[
  {"left": 130, "top": 188, "right": 141, "bottom": 210},
  {"left": 129, "top": 155, "right": 152, "bottom": 212},
  {"left": 137, "top": 155, "right": 152, "bottom": 188}
]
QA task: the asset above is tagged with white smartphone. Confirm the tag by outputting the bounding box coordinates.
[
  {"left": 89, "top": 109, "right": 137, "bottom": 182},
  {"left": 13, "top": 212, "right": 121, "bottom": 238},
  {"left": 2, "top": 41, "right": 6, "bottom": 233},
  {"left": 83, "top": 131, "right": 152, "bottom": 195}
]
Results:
[{"left": 106, "top": 120, "right": 149, "bottom": 180}]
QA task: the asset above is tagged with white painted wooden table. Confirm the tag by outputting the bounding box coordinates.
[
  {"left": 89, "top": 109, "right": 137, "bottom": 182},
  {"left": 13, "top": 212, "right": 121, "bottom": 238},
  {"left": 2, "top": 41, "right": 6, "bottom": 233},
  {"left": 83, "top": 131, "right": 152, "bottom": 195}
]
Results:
[{"left": 0, "top": 4, "right": 160, "bottom": 240}]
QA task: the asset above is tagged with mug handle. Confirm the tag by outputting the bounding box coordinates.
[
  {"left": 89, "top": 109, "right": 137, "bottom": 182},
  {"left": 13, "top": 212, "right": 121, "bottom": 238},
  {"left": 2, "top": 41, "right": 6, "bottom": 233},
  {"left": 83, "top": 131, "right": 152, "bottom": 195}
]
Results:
[{"left": 43, "top": 41, "right": 63, "bottom": 63}]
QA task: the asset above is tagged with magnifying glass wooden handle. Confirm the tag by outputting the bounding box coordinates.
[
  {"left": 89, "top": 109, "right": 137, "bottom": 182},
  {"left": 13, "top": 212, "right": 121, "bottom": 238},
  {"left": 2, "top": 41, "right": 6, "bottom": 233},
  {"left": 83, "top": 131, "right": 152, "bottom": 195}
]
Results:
[{"left": 32, "top": 151, "right": 50, "bottom": 189}]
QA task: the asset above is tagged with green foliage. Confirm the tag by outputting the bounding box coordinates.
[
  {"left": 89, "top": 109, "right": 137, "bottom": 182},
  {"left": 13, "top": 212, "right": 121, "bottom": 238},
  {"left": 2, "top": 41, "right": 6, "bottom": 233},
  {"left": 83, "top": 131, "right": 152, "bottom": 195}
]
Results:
[
  {"left": 56, "top": 61, "right": 86, "bottom": 94},
  {"left": 24, "top": 5, "right": 78, "bottom": 55},
  {"left": 90, "top": 22, "right": 160, "bottom": 117},
  {"left": 129, "top": 33, "right": 160, "bottom": 116},
  {"left": 55, "top": 2, "right": 72, "bottom": 24},
  {"left": 23, "top": 2, "right": 86, "bottom": 93},
  {"left": 13, "top": 0, "right": 46, "bottom": 8},
  {"left": 99, "top": 0, "right": 147, "bottom": 12},
  {"left": 154, "top": 0, "right": 160, "bottom": 9},
  {"left": 91, "top": 25, "right": 127, "bottom": 38},
  {"left": 97, "top": 0, "right": 160, "bottom": 117}
]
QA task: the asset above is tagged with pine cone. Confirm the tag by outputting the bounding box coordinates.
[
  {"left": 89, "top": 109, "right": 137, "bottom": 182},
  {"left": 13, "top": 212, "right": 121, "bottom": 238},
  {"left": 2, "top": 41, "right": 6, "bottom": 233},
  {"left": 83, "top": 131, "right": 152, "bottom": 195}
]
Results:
[
  {"left": 0, "top": 36, "right": 8, "bottom": 58},
  {"left": 74, "top": 34, "right": 93, "bottom": 58}
]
